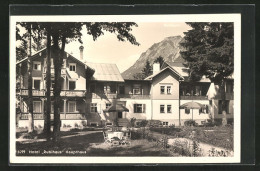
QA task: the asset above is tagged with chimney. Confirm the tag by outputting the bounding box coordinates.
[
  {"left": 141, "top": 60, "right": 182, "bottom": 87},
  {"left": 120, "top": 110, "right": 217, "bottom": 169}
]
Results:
[
  {"left": 79, "top": 45, "right": 84, "bottom": 60},
  {"left": 153, "top": 62, "right": 160, "bottom": 75}
]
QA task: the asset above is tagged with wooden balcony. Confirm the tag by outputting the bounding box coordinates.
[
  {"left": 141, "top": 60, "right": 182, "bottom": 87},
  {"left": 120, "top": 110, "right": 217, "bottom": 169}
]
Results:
[
  {"left": 180, "top": 95, "right": 208, "bottom": 100},
  {"left": 20, "top": 113, "right": 86, "bottom": 120},
  {"left": 214, "top": 93, "right": 234, "bottom": 100},
  {"left": 43, "top": 67, "right": 66, "bottom": 75},
  {"left": 20, "top": 89, "right": 86, "bottom": 97}
]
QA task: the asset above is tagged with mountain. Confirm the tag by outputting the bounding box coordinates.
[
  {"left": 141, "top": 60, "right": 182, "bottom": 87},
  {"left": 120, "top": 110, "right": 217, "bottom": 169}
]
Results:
[{"left": 121, "top": 35, "right": 184, "bottom": 79}]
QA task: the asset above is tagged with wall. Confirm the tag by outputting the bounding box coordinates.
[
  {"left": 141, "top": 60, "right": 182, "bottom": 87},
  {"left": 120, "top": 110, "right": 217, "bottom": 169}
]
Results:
[
  {"left": 151, "top": 99, "right": 179, "bottom": 121},
  {"left": 151, "top": 70, "right": 179, "bottom": 100},
  {"left": 212, "top": 99, "right": 234, "bottom": 119},
  {"left": 67, "top": 58, "right": 86, "bottom": 90}
]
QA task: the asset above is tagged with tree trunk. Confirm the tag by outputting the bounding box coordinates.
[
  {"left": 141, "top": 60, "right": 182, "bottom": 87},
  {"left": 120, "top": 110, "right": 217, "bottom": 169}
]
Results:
[
  {"left": 52, "top": 34, "right": 65, "bottom": 141},
  {"left": 43, "top": 28, "right": 51, "bottom": 140},
  {"left": 27, "top": 24, "right": 34, "bottom": 133},
  {"left": 220, "top": 80, "right": 227, "bottom": 126}
]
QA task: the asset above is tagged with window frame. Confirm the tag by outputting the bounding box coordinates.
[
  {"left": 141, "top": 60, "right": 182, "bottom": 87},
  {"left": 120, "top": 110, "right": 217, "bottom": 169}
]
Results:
[
  {"left": 68, "top": 101, "right": 77, "bottom": 113},
  {"left": 167, "top": 104, "right": 172, "bottom": 113},
  {"left": 134, "top": 104, "right": 145, "bottom": 113},
  {"left": 32, "top": 77, "right": 41, "bottom": 90},
  {"left": 33, "top": 101, "right": 42, "bottom": 113},
  {"left": 90, "top": 103, "right": 98, "bottom": 113},
  {"left": 69, "top": 63, "right": 76, "bottom": 72},
  {"left": 160, "top": 86, "right": 165, "bottom": 94},
  {"left": 33, "top": 61, "right": 41, "bottom": 71},
  {"left": 166, "top": 86, "right": 171, "bottom": 94},
  {"left": 160, "top": 104, "right": 165, "bottom": 113}
]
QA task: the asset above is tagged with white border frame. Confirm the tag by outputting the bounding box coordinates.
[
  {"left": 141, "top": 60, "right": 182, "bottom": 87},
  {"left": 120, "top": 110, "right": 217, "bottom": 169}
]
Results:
[{"left": 10, "top": 14, "right": 241, "bottom": 164}]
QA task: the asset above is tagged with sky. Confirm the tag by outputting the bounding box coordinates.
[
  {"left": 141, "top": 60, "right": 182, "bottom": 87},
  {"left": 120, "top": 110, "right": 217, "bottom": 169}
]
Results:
[
  {"left": 17, "top": 22, "right": 191, "bottom": 73},
  {"left": 65, "top": 22, "right": 191, "bottom": 72}
]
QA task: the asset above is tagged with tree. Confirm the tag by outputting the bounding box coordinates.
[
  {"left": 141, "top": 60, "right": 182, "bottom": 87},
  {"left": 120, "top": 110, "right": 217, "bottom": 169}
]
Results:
[
  {"left": 180, "top": 22, "right": 234, "bottom": 125},
  {"left": 49, "top": 22, "right": 139, "bottom": 141},
  {"left": 142, "top": 60, "right": 152, "bottom": 78},
  {"left": 154, "top": 56, "right": 165, "bottom": 68}
]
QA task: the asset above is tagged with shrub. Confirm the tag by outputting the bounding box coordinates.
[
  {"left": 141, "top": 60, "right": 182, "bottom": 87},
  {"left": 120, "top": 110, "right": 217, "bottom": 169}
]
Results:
[
  {"left": 184, "top": 120, "right": 197, "bottom": 127},
  {"left": 81, "top": 121, "right": 87, "bottom": 127},
  {"left": 139, "top": 120, "right": 148, "bottom": 127},
  {"left": 130, "top": 117, "right": 136, "bottom": 127},
  {"left": 74, "top": 123, "right": 79, "bottom": 128},
  {"left": 148, "top": 120, "right": 161, "bottom": 127}
]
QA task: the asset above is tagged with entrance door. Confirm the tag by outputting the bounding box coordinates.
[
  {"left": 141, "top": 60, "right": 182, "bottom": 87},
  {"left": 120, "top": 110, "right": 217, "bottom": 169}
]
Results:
[{"left": 118, "top": 112, "right": 123, "bottom": 119}]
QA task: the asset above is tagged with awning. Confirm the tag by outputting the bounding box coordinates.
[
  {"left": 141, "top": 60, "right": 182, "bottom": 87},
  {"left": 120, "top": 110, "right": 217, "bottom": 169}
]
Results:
[
  {"left": 103, "top": 104, "right": 129, "bottom": 112},
  {"left": 180, "top": 101, "right": 205, "bottom": 109}
]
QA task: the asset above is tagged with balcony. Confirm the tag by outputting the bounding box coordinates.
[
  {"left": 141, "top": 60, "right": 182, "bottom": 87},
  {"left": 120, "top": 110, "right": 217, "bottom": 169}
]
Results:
[
  {"left": 86, "top": 93, "right": 118, "bottom": 99},
  {"left": 118, "top": 94, "right": 151, "bottom": 99},
  {"left": 20, "top": 113, "right": 86, "bottom": 120},
  {"left": 43, "top": 67, "right": 66, "bottom": 75},
  {"left": 180, "top": 95, "right": 208, "bottom": 100},
  {"left": 214, "top": 92, "right": 234, "bottom": 100},
  {"left": 20, "top": 89, "right": 86, "bottom": 97}
]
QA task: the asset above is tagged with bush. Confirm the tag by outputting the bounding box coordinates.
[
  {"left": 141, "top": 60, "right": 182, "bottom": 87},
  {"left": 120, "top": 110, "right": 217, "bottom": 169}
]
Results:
[
  {"left": 148, "top": 120, "right": 161, "bottom": 127},
  {"left": 130, "top": 117, "right": 136, "bottom": 127},
  {"left": 81, "top": 121, "right": 87, "bottom": 127},
  {"left": 184, "top": 120, "right": 197, "bottom": 127}
]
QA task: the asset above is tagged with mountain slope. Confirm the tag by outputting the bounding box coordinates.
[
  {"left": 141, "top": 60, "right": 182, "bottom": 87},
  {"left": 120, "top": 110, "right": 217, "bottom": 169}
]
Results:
[{"left": 122, "top": 35, "right": 184, "bottom": 79}]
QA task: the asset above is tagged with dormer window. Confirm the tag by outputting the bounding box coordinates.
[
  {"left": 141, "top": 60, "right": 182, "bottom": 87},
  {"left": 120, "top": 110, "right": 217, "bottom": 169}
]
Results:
[
  {"left": 33, "top": 61, "right": 41, "bottom": 71},
  {"left": 69, "top": 63, "right": 76, "bottom": 71}
]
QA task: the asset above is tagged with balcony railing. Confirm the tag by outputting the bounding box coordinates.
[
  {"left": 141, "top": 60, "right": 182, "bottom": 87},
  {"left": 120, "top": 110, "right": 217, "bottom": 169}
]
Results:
[
  {"left": 20, "top": 113, "right": 86, "bottom": 120},
  {"left": 43, "top": 67, "right": 66, "bottom": 75},
  {"left": 20, "top": 89, "right": 86, "bottom": 97},
  {"left": 86, "top": 93, "right": 118, "bottom": 99},
  {"left": 180, "top": 95, "right": 208, "bottom": 100},
  {"left": 118, "top": 94, "right": 151, "bottom": 99},
  {"left": 214, "top": 93, "right": 234, "bottom": 100}
]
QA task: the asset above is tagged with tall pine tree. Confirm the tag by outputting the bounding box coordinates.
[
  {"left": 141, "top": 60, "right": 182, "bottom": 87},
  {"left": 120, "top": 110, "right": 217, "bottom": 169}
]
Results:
[{"left": 180, "top": 22, "right": 234, "bottom": 124}]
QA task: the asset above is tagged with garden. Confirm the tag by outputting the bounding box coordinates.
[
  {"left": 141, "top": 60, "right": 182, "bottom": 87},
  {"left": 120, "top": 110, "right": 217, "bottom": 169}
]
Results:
[{"left": 16, "top": 119, "right": 234, "bottom": 157}]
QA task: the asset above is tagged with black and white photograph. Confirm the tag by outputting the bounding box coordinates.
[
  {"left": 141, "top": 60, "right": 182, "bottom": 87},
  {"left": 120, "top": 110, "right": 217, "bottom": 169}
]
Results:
[{"left": 9, "top": 13, "right": 241, "bottom": 164}]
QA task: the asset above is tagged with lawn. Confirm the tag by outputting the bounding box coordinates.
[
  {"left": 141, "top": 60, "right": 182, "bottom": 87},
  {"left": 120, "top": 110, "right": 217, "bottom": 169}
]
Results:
[
  {"left": 16, "top": 130, "right": 177, "bottom": 156},
  {"left": 150, "top": 126, "right": 234, "bottom": 150}
]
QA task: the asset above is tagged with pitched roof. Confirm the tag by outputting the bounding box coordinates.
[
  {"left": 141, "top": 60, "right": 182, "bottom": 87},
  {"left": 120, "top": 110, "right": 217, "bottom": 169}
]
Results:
[
  {"left": 86, "top": 62, "right": 124, "bottom": 82},
  {"left": 145, "top": 66, "right": 184, "bottom": 81},
  {"left": 16, "top": 47, "right": 95, "bottom": 73},
  {"left": 163, "top": 61, "right": 189, "bottom": 77}
]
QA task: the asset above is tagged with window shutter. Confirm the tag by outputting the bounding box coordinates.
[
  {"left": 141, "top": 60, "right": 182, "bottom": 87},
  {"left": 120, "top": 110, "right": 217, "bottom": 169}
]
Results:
[
  {"left": 143, "top": 104, "right": 146, "bottom": 113},
  {"left": 205, "top": 105, "right": 209, "bottom": 113},
  {"left": 134, "top": 104, "right": 137, "bottom": 113}
]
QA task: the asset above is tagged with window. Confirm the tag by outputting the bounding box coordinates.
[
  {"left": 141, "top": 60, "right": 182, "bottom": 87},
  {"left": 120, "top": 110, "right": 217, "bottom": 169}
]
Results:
[
  {"left": 119, "top": 85, "right": 125, "bottom": 94},
  {"left": 90, "top": 122, "right": 98, "bottom": 127},
  {"left": 218, "top": 100, "right": 230, "bottom": 114},
  {"left": 167, "top": 86, "right": 171, "bottom": 94},
  {"left": 33, "top": 101, "right": 41, "bottom": 113},
  {"left": 162, "top": 122, "right": 168, "bottom": 126},
  {"left": 185, "top": 108, "right": 190, "bottom": 114},
  {"left": 69, "top": 63, "right": 76, "bottom": 71},
  {"left": 69, "top": 81, "right": 76, "bottom": 90},
  {"left": 134, "top": 104, "right": 145, "bottom": 113},
  {"left": 104, "top": 85, "right": 111, "bottom": 93},
  {"left": 195, "top": 86, "right": 201, "bottom": 96},
  {"left": 160, "top": 86, "right": 165, "bottom": 94},
  {"left": 68, "top": 101, "right": 76, "bottom": 113},
  {"left": 91, "top": 103, "right": 97, "bottom": 113},
  {"left": 160, "top": 105, "right": 165, "bottom": 113},
  {"left": 106, "top": 103, "right": 111, "bottom": 109},
  {"left": 133, "top": 84, "right": 141, "bottom": 95},
  {"left": 33, "top": 79, "right": 41, "bottom": 90},
  {"left": 33, "top": 61, "right": 41, "bottom": 71},
  {"left": 106, "top": 122, "right": 112, "bottom": 126},
  {"left": 167, "top": 105, "right": 172, "bottom": 113}
]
